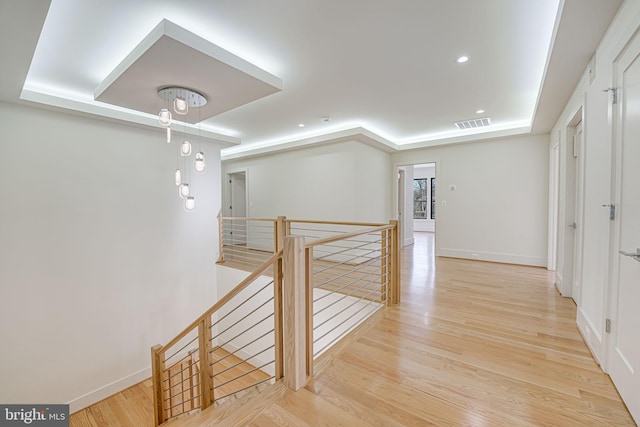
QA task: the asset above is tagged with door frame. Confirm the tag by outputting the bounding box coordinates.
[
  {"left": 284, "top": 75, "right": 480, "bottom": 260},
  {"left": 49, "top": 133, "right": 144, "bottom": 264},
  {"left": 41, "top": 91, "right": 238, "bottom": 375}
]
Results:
[
  {"left": 548, "top": 137, "right": 560, "bottom": 271},
  {"left": 397, "top": 168, "right": 406, "bottom": 247},
  {"left": 557, "top": 104, "right": 585, "bottom": 299},
  {"left": 571, "top": 119, "right": 585, "bottom": 305},
  {"left": 225, "top": 169, "right": 248, "bottom": 218}
]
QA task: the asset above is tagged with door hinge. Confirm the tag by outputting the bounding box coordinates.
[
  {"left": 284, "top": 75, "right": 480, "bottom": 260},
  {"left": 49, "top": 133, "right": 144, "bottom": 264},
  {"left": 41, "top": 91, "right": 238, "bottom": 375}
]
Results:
[
  {"left": 606, "top": 319, "right": 611, "bottom": 333},
  {"left": 604, "top": 88, "right": 618, "bottom": 104},
  {"left": 602, "top": 204, "right": 616, "bottom": 220}
]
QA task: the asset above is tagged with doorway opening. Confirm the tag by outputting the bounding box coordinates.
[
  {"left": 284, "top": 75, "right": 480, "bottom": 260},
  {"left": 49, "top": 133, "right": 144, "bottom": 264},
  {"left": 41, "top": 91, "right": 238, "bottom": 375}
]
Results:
[
  {"left": 226, "top": 170, "right": 248, "bottom": 245},
  {"left": 396, "top": 162, "right": 437, "bottom": 249},
  {"left": 226, "top": 170, "right": 247, "bottom": 218}
]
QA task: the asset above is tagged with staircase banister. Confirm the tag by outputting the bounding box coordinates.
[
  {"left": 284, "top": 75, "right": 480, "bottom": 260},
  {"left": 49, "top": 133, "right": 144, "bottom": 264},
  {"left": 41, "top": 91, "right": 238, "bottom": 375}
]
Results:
[
  {"left": 304, "top": 224, "right": 394, "bottom": 249},
  {"left": 218, "top": 216, "right": 277, "bottom": 222},
  {"left": 287, "top": 219, "right": 386, "bottom": 227},
  {"left": 159, "top": 248, "right": 284, "bottom": 353}
]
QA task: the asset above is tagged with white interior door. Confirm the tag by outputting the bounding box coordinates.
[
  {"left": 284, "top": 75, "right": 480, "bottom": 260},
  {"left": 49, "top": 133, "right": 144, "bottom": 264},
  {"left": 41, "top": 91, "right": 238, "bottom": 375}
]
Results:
[
  {"left": 228, "top": 171, "right": 247, "bottom": 246},
  {"left": 608, "top": 31, "right": 640, "bottom": 424},
  {"left": 572, "top": 122, "right": 585, "bottom": 304}
]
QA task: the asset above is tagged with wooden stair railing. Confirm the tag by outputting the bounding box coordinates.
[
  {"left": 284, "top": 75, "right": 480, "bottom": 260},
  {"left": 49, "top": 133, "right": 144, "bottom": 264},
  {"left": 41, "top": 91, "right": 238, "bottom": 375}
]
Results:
[
  {"left": 150, "top": 217, "right": 399, "bottom": 425},
  {"left": 151, "top": 250, "right": 284, "bottom": 426}
]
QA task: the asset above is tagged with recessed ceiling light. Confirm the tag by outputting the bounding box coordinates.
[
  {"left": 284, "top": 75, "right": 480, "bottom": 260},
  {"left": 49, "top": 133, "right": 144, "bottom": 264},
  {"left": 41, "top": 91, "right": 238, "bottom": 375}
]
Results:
[
  {"left": 476, "top": 109, "right": 485, "bottom": 114},
  {"left": 457, "top": 56, "right": 469, "bottom": 63},
  {"left": 298, "top": 123, "right": 305, "bottom": 127}
]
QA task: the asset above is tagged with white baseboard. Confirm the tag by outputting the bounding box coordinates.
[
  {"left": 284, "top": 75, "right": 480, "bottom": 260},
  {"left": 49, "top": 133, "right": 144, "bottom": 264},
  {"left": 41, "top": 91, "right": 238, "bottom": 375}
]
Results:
[
  {"left": 577, "top": 307, "right": 603, "bottom": 366},
  {"left": 438, "top": 248, "right": 546, "bottom": 267},
  {"left": 555, "top": 272, "right": 565, "bottom": 296},
  {"left": 67, "top": 366, "right": 150, "bottom": 414}
]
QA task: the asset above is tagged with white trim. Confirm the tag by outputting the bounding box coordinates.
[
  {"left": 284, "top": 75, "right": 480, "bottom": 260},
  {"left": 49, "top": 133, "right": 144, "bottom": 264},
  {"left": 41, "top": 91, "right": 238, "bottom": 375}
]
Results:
[
  {"left": 577, "top": 307, "right": 603, "bottom": 366},
  {"left": 438, "top": 248, "right": 547, "bottom": 267},
  {"left": 67, "top": 367, "right": 150, "bottom": 413}
]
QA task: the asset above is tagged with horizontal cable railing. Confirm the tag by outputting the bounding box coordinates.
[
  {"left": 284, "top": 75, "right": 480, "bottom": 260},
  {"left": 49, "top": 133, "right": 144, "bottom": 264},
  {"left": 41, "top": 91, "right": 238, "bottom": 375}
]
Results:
[
  {"left": 151, "top": 217, "right": 398, "bottom": 425},
  {"left": 303, "top": 223, "right": 398, "bottom": 364},
  {"left": 151, "top": 250, "right": 283, "bottom": 426},
  {"left": 218, "top": 217, "right": 278, "bottom": 272}
]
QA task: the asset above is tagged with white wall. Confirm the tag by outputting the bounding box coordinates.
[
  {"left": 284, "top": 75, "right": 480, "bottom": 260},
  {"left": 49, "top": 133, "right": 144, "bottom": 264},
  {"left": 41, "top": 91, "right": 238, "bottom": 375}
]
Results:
[
  {"left": 413, "top": 164, "right": 436, "bottom": 232},
  {"left": 0, "top": 103, "right": 222, "bottom": 411},
  {"left": 393, "top": 134, "right": 549, "bottom": 266},
  {"left": 222, "top": 141, "right": 392, "bottom": 223},
  {"left": 550, "top": 0, "right": 640, "bottom": 363}
]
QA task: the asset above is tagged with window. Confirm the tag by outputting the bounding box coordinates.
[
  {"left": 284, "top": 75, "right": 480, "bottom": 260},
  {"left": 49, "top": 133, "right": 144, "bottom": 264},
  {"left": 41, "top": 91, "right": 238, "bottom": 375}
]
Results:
[
  {"left": 413, "top": 178, "right": 428, "bottom": 219},
  {"left": 431, "top": 177, "right": 436, "bottom": 219}
]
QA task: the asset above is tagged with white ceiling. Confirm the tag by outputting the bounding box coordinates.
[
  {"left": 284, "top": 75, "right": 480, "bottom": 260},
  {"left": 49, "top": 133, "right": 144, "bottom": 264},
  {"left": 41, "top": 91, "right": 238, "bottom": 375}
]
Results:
[{"left": 0, "top": 0, "right": 623, "bottom": 158}]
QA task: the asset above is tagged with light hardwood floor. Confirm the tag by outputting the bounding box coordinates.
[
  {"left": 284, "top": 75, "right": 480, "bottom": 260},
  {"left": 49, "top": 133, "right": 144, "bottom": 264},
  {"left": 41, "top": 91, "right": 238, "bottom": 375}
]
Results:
[{"left": 70, "top": 232, "right": 636, "bottom": 426}]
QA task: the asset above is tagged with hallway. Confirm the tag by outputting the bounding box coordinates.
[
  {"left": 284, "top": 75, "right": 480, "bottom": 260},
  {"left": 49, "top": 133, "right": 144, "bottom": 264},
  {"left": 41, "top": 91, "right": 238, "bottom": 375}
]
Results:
[{"left": 71, "top": 232, "right": 635, "bottom": 426}]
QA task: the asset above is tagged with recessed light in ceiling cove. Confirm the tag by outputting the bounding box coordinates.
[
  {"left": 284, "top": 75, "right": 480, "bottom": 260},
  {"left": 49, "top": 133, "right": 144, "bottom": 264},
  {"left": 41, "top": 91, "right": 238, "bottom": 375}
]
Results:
[
  {"left": 456, "top": 55, "right": 469, "bottom": 63},
  {"left": 94, "top": 19, "right": 283, "bottom": 124}
]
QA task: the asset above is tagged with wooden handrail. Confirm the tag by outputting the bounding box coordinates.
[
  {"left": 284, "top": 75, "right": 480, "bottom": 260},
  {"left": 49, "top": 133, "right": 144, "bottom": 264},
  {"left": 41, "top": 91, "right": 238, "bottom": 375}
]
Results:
[
  {"left": 160, "top": 249, "right": 283, "bottom": 353},
  {"left": 153, "top": 217, "right": 399, "bottom": 424},
  {"left": 218, "top": 216, "right": 278, "bottom": 222},
  {"left": 304, "top": 224, "right": 394, "bottom": 249},
  {"left": 287, "top": 219, "right": 386, "bottom": 227}
]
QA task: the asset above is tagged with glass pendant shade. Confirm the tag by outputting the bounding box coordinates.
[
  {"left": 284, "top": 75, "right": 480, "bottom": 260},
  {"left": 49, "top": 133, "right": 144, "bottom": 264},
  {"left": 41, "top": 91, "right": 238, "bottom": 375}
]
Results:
[
  {"left": 174, "top": 169, "right": 182, "bottom": 186},
  {"left": 185, "top": 196, "right": 196, "bottom": 211},
  {"left": 194, "top": 151, "right": 206, "bottom": 172},
  {"left": 158, "top": 108, "right": 172, "bottom": 127},
  {"left": 174, "top": 97, "right": 188, "bottom": 115},
  {"left": 180, "top": 141, "right": 192, "bottom": 156},
  {"left": 179, "top": 183, "right": 190, "bottom": 198}
]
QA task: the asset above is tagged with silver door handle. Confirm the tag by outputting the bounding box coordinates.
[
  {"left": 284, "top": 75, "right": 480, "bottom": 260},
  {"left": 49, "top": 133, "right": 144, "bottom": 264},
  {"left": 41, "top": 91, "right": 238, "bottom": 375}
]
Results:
[
  {"left": 619, "top": 249, "right": 640, "bottom": 263},
  {"left": 569, "top": 222, "right": 577, "bottom": 229}
]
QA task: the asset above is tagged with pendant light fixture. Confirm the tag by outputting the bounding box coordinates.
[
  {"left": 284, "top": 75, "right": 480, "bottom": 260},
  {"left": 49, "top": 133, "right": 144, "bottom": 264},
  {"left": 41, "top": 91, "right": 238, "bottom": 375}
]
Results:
[
  {"left": 185, "top": 196, "right": 196, "bottom": 211},
  {"left": 173, "top": 96, "right": 189, "bottom": 115},
  {"left": 157, "top": 86, "right": 207, "bottom": 211},
  {"left": 180, "top": 140, "right": 192, "bottom": 156},
  {"left": 158, "top": 108, "right": 172, "bottom": 126},
  {"left": 179, "top": 183, "right": 190, "bottom": 198},
  {"left": 194, "top": 151, "right": 206, "bottom": 173}
]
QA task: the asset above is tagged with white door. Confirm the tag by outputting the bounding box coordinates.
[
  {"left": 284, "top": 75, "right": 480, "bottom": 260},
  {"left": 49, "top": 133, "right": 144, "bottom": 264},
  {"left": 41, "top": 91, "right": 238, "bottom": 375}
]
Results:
[
  {"left": 608, "top": 31, "right": 640, "bottom": 423},
  {"left": 572, "top": 122, "right": 585, "bottom": 304},
  {"left": 228, "top": 171, "right": 247, "bottom": 246}
]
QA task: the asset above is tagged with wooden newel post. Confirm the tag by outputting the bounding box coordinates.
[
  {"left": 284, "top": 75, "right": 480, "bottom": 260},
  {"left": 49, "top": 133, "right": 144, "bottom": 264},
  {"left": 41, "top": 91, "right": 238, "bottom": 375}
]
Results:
[
  {"left": 283, "top": 235, "right": 307, "bottom": 390},
  {"left": 381, "top": 229, "right": 389, "bottom": 305},
  {"left": 276, "top": 216, "right": 287, "bottom": 252},
  {"left": 218, "top": 215, "right": 224, "bottom": 263},
  {"left": 273, "top": 254, "right": 284, "bottom": 380},
  {"left": 390, "top": 220, "right": 400, "bottom": 304},
  {"left": 151, "top": 345, "right": 165, "bottom": 426},
  {"left": 305, "top": 247, "right": 314, "bottom": 376},
  {"left": 198, "top": 317, "right": 214, "bottom": 408}
]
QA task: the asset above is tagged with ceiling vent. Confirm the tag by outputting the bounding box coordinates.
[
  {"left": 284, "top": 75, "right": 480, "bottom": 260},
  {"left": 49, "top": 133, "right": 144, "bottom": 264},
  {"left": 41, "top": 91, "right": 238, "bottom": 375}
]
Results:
[{"left": 454, "top": 117, "right": 491, "bottom": 130}]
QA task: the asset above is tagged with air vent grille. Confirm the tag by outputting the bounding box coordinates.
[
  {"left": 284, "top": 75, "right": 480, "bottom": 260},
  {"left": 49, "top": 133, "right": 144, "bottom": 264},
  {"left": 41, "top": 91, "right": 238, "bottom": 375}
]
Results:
[{"left": 454, "top": 117, "right": 491, "bottom": 130}]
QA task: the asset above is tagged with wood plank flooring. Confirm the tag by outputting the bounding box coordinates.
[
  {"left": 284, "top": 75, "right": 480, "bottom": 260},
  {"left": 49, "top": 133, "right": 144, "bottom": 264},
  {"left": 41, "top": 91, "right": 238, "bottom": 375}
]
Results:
[{"left": 70, "top": 232, "right": 636, "bottom": 426}]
